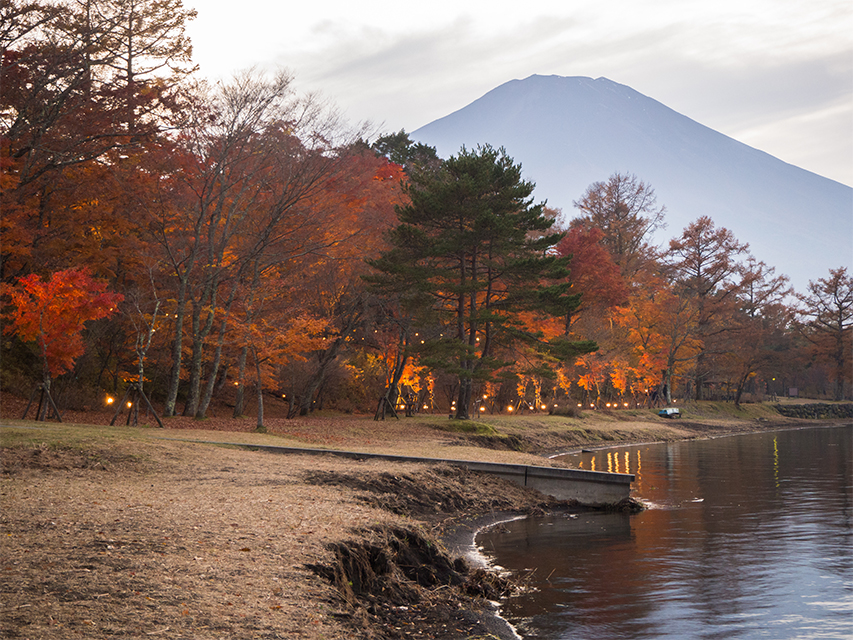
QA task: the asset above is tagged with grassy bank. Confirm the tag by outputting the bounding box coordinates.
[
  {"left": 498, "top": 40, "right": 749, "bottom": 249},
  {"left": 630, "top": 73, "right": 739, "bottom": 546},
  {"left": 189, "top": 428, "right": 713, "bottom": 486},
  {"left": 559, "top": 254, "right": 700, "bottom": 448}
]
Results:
[{"left": 2, "top": 401, "right": 849, "bottom": 639}]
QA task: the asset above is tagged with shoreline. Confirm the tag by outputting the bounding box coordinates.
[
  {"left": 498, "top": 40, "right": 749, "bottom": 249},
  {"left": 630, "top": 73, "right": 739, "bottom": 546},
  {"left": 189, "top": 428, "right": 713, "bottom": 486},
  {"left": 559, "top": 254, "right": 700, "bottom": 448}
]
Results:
[
  {"left": 2, "top": 403, "right": 850, "bottom": 639},
  {"left": 440, "top": 511, "right": 553, "bottom": 640},
  {"left": 544, "top": 418, "right": 849, "bottom": 458}
]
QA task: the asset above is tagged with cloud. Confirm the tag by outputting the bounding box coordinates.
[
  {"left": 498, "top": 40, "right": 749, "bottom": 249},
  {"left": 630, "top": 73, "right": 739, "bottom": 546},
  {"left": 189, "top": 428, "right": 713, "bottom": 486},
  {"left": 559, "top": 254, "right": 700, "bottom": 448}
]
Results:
[
  {"left": 187, "top": 0, "right": 852, "bottom": 183},
  {"left": 613, "top": 49, "right": 852, "bottom": 184}
]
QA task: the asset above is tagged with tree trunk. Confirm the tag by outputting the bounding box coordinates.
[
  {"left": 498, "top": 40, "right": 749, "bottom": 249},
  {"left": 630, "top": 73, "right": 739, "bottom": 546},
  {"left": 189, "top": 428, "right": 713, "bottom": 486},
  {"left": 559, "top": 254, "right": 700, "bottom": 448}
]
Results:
[
  {"left": 293, "top": 338, "right": 345, "bottom": 418},
  {"left": 254, "top": 348, "right": 265, "bottom": 431},
  {"left": 163, "top": 278, "right": 189, "bottom": 416},
  {"left": 734, "top": 375, "right": 747, "bottom": 408},
  {"left": 456, "top": 375, "right": 472, "bottom": 419},
  {"left": 182, "top": 303, "right": 203, "bottom": 416},
  {"left": 197, "top": 335, "right": 224, "bottom": 418},
  {"left": 834, "top": 331, "right": 846, "bottom": 401},
  {"left": 39, "top": 373, "right": 51, "bottom": 421},
  {"left": 693, "top": 349, "right": 705, "bottom": 401},
  {"left": 133, "top": 296, "right": 161, "bottom": 425},
  {"left": 184, "top": 286, "right": 217, "bottom": 417},
  {"left": 233, "top": 346, "right": 248, "bottom": 417},
  {"left": 375, "top": 330, "right": 409, "bottom": 419},
  {"left": 662, "top": 366, "right": 673, "bottom": 406},
  {"left": 197, "top": 284, "right": 239, "bottom": 418}
]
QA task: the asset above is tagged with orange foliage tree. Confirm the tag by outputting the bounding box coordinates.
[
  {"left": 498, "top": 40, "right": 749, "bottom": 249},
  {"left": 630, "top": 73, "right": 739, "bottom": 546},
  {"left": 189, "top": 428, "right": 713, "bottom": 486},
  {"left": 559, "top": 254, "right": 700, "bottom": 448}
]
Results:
[
  {"left": 2, "top": 267, "right": 122, "bottom": 415},
  {"left": 667, "top": 216, "right": 751, "bottom": 399},
  {"left": 615, "top": 273, "right": 702, "bottom": 406}
]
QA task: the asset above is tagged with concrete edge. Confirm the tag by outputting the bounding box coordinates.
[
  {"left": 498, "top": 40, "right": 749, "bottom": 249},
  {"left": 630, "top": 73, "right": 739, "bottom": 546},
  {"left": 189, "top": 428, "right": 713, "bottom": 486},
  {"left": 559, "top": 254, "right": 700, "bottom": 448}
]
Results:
[{"left": 160, "top": 438, "right": 635, "bottom": 485}]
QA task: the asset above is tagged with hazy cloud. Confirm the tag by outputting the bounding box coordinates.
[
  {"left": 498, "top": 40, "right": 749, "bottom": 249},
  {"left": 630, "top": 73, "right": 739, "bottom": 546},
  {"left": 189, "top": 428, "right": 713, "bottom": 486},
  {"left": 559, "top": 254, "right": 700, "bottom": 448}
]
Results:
[{"left": 187, "top": 0, "right": 853, "bottom": 185}]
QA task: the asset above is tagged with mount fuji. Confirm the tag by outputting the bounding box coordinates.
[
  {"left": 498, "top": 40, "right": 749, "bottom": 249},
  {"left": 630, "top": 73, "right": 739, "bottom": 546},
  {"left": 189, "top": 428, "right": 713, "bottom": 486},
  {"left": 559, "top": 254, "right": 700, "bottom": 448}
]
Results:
[{"left": 411, "top": 75, "right": 852, "bottom": 293}]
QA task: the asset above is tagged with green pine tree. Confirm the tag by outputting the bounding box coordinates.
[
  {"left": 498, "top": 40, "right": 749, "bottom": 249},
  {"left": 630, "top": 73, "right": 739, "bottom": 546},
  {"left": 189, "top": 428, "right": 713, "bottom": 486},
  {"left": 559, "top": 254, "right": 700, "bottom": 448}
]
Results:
[{"left": 368, "top": 145, "right": 596, "bottom": 419}]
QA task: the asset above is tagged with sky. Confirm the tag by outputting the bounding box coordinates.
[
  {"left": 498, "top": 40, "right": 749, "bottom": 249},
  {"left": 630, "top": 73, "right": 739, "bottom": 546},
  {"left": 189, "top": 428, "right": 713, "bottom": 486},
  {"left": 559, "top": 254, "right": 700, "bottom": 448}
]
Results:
[{"left": 185, "top": 0, "right": 853, "bottom": 186}]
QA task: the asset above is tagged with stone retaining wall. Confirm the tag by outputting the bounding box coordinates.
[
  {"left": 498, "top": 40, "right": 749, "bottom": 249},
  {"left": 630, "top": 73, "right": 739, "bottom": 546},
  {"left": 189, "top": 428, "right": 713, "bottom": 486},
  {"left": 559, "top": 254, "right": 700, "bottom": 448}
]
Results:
[{"left": 774, "top": 403, "right": 853, "bottom": 419}]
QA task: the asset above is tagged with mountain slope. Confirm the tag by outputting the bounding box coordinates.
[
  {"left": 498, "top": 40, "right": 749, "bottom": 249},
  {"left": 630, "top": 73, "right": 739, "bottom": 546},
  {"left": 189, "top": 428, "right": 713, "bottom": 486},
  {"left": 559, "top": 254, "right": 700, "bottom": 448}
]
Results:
[{"left": 412, "top": 75, "right": 852, "bottom": 292}]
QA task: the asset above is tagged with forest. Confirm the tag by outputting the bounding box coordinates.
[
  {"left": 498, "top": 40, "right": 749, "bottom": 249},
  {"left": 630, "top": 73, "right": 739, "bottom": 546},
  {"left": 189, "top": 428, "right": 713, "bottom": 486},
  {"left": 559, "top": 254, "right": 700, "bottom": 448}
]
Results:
[{"left": 1, "top": 0, "right": 851, "bottom": 428}]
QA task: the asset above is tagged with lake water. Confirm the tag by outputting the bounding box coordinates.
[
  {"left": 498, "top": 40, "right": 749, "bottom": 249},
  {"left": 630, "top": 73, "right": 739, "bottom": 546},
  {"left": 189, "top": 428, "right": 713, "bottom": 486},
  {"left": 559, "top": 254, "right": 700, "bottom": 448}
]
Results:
[{"left": 477, "top": 424, "right": 853, "bottom": 639}]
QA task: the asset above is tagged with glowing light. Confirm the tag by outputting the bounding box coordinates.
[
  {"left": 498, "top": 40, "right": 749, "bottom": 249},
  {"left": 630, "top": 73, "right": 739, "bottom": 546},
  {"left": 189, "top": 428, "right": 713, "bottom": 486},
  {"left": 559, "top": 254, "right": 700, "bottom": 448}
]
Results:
[
  {"left": 105, "top": 396, "right": 114, "bottom": 405},
  {"left": 624, "top": 403, "right": 629, "bottom": 407},
  {"left": 507, "top": 406, "right": 513, "bottom": 412},
  {"left": 126, "top": 401, "right": 133, "bottom": 408},
  {"left": 541, "top": 404, "right": 547, "bottom": 410},
  {"left": 479, "top": 406, "right": 486, "bottom": 412},
  {"left": 577, "top": 403, "right": 582, "bottom": 407},
  {"left": 423, "top": 404, "right": 428, "bottom": 410}
]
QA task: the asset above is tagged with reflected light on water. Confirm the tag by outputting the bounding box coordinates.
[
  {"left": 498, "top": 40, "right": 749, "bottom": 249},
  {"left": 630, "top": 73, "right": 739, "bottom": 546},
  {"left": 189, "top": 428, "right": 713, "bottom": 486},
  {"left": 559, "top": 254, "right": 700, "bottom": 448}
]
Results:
[
  {"left": 588, "top": 451, "right": 637, "bottom": 476},
  {"left": 577, "top": 451, "right": 641, "bottom": 476},
  {"left": 774, "top": 436, "right": 779, "bottom": 488}
]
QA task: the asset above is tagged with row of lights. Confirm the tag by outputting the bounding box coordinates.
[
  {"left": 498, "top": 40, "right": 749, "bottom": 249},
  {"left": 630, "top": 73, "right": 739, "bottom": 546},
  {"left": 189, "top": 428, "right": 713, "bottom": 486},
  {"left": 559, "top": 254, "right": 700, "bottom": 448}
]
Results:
[{"left": 108, "top": 394, "right": 646, "bottom": 412}]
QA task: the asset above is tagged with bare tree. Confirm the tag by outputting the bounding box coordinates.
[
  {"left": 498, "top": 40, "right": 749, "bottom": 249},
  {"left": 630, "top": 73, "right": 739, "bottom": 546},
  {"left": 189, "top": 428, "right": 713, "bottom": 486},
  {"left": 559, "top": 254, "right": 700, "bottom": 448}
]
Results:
[{"left": 571, "top": 172, "right": 666, "bottom": 279}]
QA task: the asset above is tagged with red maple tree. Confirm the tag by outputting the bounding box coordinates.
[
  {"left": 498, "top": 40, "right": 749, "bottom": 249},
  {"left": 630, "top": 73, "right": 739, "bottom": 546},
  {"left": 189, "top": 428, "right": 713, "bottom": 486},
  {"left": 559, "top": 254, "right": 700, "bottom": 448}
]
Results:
[{"left": 3, "top": 267, "right": 123, "bottom": 382}]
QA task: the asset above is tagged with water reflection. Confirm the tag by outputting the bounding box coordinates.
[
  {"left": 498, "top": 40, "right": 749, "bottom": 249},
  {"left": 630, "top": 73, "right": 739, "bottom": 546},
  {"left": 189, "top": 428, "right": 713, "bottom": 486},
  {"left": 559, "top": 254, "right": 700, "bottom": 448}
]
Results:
[
  {"left": 580, "top": 450, "right": 641, "bottom": 478},
  {"left": 479, "top": 425, "right": 853, "bottom": 639},
  {"left": 774, "top": 436, "right": 779, "bottom": 488}
]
